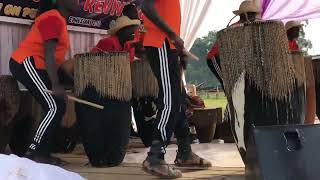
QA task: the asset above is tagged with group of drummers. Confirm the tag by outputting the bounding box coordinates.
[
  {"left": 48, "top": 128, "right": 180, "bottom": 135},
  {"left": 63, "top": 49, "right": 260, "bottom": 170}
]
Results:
[{"left": 6, "top": 0, "right": 317, "bottom": 178}]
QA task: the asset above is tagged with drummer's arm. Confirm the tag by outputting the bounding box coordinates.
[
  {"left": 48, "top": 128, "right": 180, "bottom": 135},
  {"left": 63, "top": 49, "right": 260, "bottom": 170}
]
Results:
[
  {"left": 44, "top": 40, "right": 61, "bottom": 86},
  {"left": 207, "top": 42, "right": 219, "bottom": 61},
  {"left": 60, "top": 59, "right": 75, "bottom": 79}
]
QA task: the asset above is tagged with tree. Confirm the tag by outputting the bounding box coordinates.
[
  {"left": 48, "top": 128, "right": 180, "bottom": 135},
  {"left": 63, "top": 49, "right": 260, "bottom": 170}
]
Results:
[
  {"left": 186, "top": 31, "right": 220, "bottom": 88},
  {"left": 298, "top": 28, "right": 313, "bottom": 54}
]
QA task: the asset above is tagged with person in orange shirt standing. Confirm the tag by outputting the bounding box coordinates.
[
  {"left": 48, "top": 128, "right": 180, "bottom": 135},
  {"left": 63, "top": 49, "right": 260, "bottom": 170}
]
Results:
[
  {"left": 141, "top": 0, "right": 211, "bottom": 178},
  {"left": 9, "top": 0, "right": 78, "bottom": 165}
]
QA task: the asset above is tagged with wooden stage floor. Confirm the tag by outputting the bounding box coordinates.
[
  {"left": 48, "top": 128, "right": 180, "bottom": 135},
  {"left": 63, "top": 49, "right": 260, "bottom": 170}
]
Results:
[{"left": 58, "top": 140, "right": 245, "bottom": 180}]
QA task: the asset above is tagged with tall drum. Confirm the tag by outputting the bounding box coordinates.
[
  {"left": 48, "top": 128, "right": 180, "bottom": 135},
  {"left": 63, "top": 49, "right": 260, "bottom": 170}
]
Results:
[
  {"left": 131, "top": 59, "right": 158, "bottom": 99},
  {"left": 217, "top": 20, "right": 305, "bottom": 161},
  {"left": 74, "top": 52, "right": 132, "bottom": 167},
  {"left": 312, "top": 55, "right": 320, "bottom": 118},
  {"left": 304, "top": 56, "right": 316, "bottom": 123},
  {"left": 130, "top": 58, "right": 158, "bottom": 147},
  {"left": 290, "top": 52, "right": 306, "bottom": 123},
  {"left": 0, "top": 75, "right": 20, "bottom": 153}
]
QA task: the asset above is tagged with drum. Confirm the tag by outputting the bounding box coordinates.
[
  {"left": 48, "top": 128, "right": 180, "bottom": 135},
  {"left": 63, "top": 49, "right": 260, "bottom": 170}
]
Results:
[
  {"left": 217, "top": 20, "right": 305, "bottom": 161},
  {"left": 9, "top": 90, "right": 79, "bottom": 156},
  {"left": 290, "top": 52, "right": 307, "bottom": 123},
  {"left": 0, "top": 75, "right": 20, "bottom": 153},
  {"left": 130, "top": 58, "right": 158, "bottom": 147},
  {"left": 188, "top": 108, "right": 222, "bottom": 143},
  {"left": 304, "top": 56, "right": 316, "bottom": 123},
  {"left": 132, "top": 97, "right": 157, "bottom": 147},
  {"left": 74, "top": 52, "right": 132, "bottom": 167},
  {"left": 74, "top": 52, "right": 132, "bottom": 101},
  {"left": 312, "top": 55, "right": 320, "bottom": 118},
  {"left": 130, "top": 59, "right": 158, "bottom": 99},
  {"left": 52, "top": 91, "right": 79, "bottom": 153},
  {"left": 9, "top": 90, "right": 38, "bottom": 156}
]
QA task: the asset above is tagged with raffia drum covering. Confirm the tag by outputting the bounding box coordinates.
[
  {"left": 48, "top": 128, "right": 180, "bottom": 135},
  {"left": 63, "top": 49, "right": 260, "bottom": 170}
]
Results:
[
  {"left": 217, "top": 20, "right": 305, "bottom": 162},
  {"left": 218, "top": 20, "right": 296, "bottom": 100},
  {"left": 74, "top": 52, "right": 132, "bottom": 101},
  {"left": 290, "top": 52, "right": 306, "bottom": 87},
  {"left": 289, "top": 52, "right": 306, "bottom": 123},
  {"left": 290, "top": 52, "right": 306, "bottom": 122},
  {"left": 312, "top": 56, "right": 320, "bottom": 118},
  {"left": 0, "top": 75, "right": 20, "bottom": 153},
  {"left": 130, "top": 58, "right": 158, "bottom": 98}
]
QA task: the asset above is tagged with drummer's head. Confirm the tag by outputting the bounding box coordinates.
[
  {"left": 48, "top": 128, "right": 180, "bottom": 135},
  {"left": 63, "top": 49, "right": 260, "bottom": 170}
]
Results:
[
  {"left": 37, "top": 0, "right": 79, "bottom": 18},
  {"left": 123, "top": 4, "right": 139, "bottom": 20},
  {"left": 286, "top": 21, "right": 302, "bottom": 40},
  {"left": 233, "top": 1, "right": 260, "bottom": 23},
  {"left": 117, "top": 25, "right": 139, "bottom": 42},
  {"left": 108, "top": 16, "right": 141, "bottom": 44}
]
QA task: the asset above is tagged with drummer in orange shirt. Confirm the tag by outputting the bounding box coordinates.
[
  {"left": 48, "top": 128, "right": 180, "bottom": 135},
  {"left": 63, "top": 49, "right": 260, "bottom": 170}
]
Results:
[{"left": 9, "top": 0, "right": 78, "bottom": 165}]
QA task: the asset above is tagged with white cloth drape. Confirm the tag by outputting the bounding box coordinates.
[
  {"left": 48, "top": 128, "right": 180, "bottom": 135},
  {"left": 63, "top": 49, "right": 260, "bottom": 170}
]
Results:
[
  {"left": 180, "top": 0, "right": 214, "bottom": 50},
  {"left": 180, "top": 0, "right": 214, "bottom": 86},
  {"left": 261, "top": 0, "right": 320, "bottom": 22},
  {"left": 0, "top": 21, "right": 104, "bottom": 75},
  {"left": 0, "top": 154, "right": 85, "bottom": 180}
]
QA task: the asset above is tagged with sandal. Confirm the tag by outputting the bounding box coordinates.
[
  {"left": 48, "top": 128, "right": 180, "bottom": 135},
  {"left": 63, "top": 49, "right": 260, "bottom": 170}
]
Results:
[
  {"left": 142, "top": 159, "right": 182, "bottom": 179},
  {"left": 174, "top": 152, "right": 212, "bottom": 168}
]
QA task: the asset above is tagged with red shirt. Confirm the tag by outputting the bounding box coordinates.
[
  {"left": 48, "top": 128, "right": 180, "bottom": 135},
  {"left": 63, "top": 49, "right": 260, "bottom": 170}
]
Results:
[
  {"left": 12, "top": 10, "right": 69, "bottom": 70},
  {"left": 91, "top": 36, "right": 123, "bottom": 52},
  {"left": 207, "top": 22, "right": 240, "bottom": 60},
  {"left": 289, "top": 40, "right": 299, "bottom": 51},
  {"left": 207, "top": 42, "right": 219, "bottom": 60},
  {"left": 91, "top": 36, "right": 135, "bottom": 61}
]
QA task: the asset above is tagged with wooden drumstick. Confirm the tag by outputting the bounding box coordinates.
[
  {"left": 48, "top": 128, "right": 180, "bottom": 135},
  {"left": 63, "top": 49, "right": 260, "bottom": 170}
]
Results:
[
  {"left": 182, "top": 49, "right": 199, "bottom": 61},
  {"left": 45, "top": 90, "right": 104, "bottom": 109}
]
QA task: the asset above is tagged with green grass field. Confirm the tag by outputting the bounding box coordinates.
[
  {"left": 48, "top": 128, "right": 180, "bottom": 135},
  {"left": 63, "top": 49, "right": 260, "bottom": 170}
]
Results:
[{"left": 199, "top": 92, "right": 228, "bottom": 110}]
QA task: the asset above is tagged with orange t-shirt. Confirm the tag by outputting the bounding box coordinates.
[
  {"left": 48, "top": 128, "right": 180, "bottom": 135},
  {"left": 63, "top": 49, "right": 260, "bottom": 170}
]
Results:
[
  {"left": 143, "top": 0, "right": 181, "bottom": 49},
  {"left": 12, "top": 9, "right": 70, "bottom": 70}
]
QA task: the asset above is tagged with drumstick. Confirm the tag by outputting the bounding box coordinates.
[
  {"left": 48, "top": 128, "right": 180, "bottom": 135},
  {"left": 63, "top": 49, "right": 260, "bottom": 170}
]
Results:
[
  {"left": 183, "top": 49, "right": 199, "bottom": 61},
  {"left": 45, "top": 90, "right": 104, "bottom": 109},
  {"left": 67, "top": 96, "right": 104, "bottom": 109}
]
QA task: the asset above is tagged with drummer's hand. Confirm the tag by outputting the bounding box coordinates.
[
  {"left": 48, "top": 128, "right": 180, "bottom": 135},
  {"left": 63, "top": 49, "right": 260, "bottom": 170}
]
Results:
[
  {"left": 52, "top": 84, "right": 66, "bottom": 99},
  {"left": 180, "top": 54, "right": 188, "bottom": 70},
  {"left": 135, "top": 49, "right": 146, "bottom": 57},
  {"left": 169, "top": 33, "right": 185, "bottom": 52}
]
